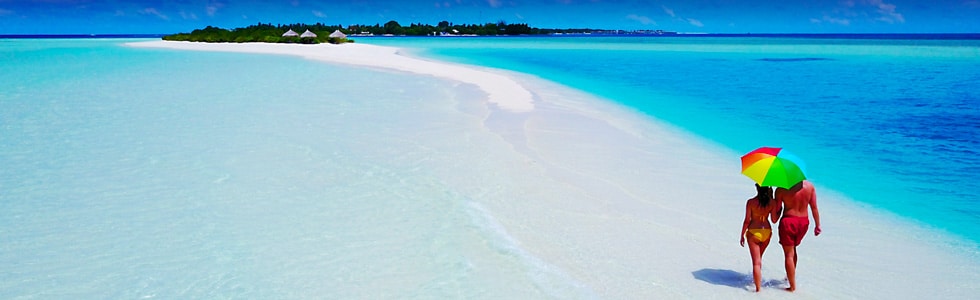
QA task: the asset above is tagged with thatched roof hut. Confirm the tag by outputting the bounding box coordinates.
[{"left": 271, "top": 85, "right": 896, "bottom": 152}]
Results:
[
  {"left": 282, "top": 29, "right": 299, "bottom": 37},
  {"left": 329, "top": 30, "right": 347, "bottom": 39},
  {"left": 300, "top": 29, "right": 317, "bottom": 38}
]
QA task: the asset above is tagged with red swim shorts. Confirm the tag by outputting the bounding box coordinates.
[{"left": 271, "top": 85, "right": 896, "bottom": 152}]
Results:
[{"left": 779, "top": 216, "right": 810, "bottom": 246}]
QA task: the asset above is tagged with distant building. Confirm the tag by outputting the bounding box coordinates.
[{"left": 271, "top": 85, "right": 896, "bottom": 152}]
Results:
[
  {"left": 282, "top": 29, "right": 299, "bottom": 37},
  {"left": 329, "top": 30, "right": 347, "bottom": 39},
  {"left": 300, "top": 30, "right": 317, "bottom": 38}
]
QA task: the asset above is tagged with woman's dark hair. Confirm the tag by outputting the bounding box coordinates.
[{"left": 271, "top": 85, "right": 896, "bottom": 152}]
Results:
[{"left": 755, "top": 184, "right": 772, "bottom": 207}]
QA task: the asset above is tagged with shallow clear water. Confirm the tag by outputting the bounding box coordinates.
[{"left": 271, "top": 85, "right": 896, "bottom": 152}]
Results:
[
  {"left": 362, "top": 36, "right": 980, "bottom": 243},
  {"left": 0, "top": 39, "right": 590, "bottom": 298}
]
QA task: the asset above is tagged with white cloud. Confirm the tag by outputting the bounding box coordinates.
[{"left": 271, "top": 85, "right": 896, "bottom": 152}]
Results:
[
  {"left": 180, "top": 11, "right": 198, "bottom": 20},
  {"left": 487, "top": 0, "right": 502, "bottom": 8},
  {"left": 206, "top": 0, "right": 225, "bottom": 16},
  {"left": 312, "top": 10, "right": 326, "bottom": 18},
  {"left": 515, "top": 13, "right": 524, "bottom": 20},
  {"left": 140, "top": 7, "right": 169, "bottom": 20},
  {"left": 626, "top": 14, "right": 656, "bottom": 25},
  {"left": 660, "top": 5, "right": 703, "bottom": 28},
  {"left": 816, "top": 15, "right": 851, "bottom": 25},
  {"left": 819, "top": 0, "right": 902, "bottom": 26},
  {"left": 866, "top": 0, "right": 904, "bottom": 23},
  {"left": 830, "top": 16, "right": 851, "bottom": 25}
]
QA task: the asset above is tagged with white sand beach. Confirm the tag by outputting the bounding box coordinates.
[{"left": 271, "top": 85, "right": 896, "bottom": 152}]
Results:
[
  {"left": 127, "top": 40, "right": 980, "bottom": 298},
  {"left": 129, "top": 41, "right": 533, "bottom": 113}
]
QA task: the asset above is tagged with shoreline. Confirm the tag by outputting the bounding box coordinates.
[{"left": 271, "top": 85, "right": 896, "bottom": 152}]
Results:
[{"left": 124, "top": 40, "right": 980, "bottom": 298}]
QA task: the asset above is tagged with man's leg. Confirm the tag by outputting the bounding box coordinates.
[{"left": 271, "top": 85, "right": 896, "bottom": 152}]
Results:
[{"left": 783, "top": 245, "right": 797, "bottom": 292}]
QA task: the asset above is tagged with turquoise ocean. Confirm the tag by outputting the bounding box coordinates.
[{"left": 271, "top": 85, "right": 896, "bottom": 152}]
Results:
[
  {"left": 1, "top": 36, "right": 978, "bottom": 298},
  {"left": 363, "top": 35, "right": 980, "bottom": 244}
]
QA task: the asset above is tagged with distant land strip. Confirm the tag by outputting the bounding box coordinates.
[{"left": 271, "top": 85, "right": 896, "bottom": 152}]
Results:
[{"left": 155, "top": 21, "right": 680, "bottom": 44}]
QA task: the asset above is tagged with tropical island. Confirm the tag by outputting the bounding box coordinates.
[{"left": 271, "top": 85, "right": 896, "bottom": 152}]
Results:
[
  {"left": 162, "top": 21, "right": 673, "bottom": 44},
  {"left": 163, "top": 23, "right": 353, "bottom": 44}
]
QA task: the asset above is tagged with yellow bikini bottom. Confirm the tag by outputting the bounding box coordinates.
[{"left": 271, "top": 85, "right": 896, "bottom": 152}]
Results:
[{"left": 746, "top": 228, "right": 772, "bottom": 242}]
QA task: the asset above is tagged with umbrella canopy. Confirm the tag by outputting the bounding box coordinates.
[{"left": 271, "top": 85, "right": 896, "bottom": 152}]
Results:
[
  {"left": 301, "top": 29, "right": 317, "bottom": 38},
  {"left": 740, "top": 147, "right": 807, "bottom": 189}
]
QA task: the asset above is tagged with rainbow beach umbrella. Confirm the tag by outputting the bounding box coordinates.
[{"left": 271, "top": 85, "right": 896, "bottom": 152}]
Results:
[{"left": 740, "top": 147, "right": 807, "bottom": 189}]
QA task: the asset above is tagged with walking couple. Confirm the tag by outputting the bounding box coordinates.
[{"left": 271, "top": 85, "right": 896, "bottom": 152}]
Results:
[{"left": 739, "top": 180, "right": 821, "bottom": 292}]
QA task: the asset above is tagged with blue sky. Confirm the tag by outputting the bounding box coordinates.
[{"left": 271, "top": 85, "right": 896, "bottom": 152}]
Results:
[{"left": 1, "top": 0, "right": 978, "bottom": 34}]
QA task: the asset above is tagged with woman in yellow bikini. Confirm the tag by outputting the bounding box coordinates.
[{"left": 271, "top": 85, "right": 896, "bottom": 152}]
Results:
[{"left": 739, "top": 184, "right": 780, "bottom": 292}]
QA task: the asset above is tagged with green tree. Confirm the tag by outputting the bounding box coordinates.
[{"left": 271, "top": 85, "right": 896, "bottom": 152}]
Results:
[{"left": 383, "top": 20, "right": 403, "bottom": 35}]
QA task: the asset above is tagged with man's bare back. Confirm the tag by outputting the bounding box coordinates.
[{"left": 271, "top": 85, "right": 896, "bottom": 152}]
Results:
[{"left": 776, "top": 180, "right": 818, "bottom": 220}]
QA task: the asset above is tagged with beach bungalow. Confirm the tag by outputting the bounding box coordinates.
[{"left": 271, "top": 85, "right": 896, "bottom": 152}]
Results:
[
  {"left": 300, "top": 29, "right": 317, "bottom": 38},
  {"left": 329, "top": 30, "right": 347, "bottom": 39},
  {"left": 282, "top": 29, "right": 299, "bottom": 37}
]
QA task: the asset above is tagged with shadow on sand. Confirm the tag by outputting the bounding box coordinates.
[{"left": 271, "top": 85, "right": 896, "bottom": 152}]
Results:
[
  {"left": 692, "top": 268, "right": 788, "bottom": 291},
  {"left": 692, "top": 268, "right": 750, "bottom": 288}
]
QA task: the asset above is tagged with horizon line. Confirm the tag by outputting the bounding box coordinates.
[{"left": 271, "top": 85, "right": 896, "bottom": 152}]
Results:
[{"left": 3, "top": 32, "right": 980, "bottom": 39}]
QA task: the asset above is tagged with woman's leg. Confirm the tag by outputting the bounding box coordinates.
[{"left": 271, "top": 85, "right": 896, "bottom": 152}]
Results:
[
  {"left": 760, "top": 237, "right": 771, "bottom": 257},
  {"left": 749, "top": 240, "right": 764, "bottom": 292}
]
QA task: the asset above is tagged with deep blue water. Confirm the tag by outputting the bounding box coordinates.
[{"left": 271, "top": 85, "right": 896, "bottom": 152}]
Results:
[{"left": 361, "top": 36, "right": 980, "bottom": 244}]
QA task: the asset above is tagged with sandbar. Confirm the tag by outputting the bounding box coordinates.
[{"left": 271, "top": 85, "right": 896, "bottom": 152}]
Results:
[{"left": 127, "top": 41, "right": 534, "bottom": 113}]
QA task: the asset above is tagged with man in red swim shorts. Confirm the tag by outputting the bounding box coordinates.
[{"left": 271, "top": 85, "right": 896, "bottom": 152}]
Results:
[
  {"left": 779, "top": 215, "right": 809, "bottom": 247},
  {"left": 775, "top": 180, "right": 821, "bottom": 292}
]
